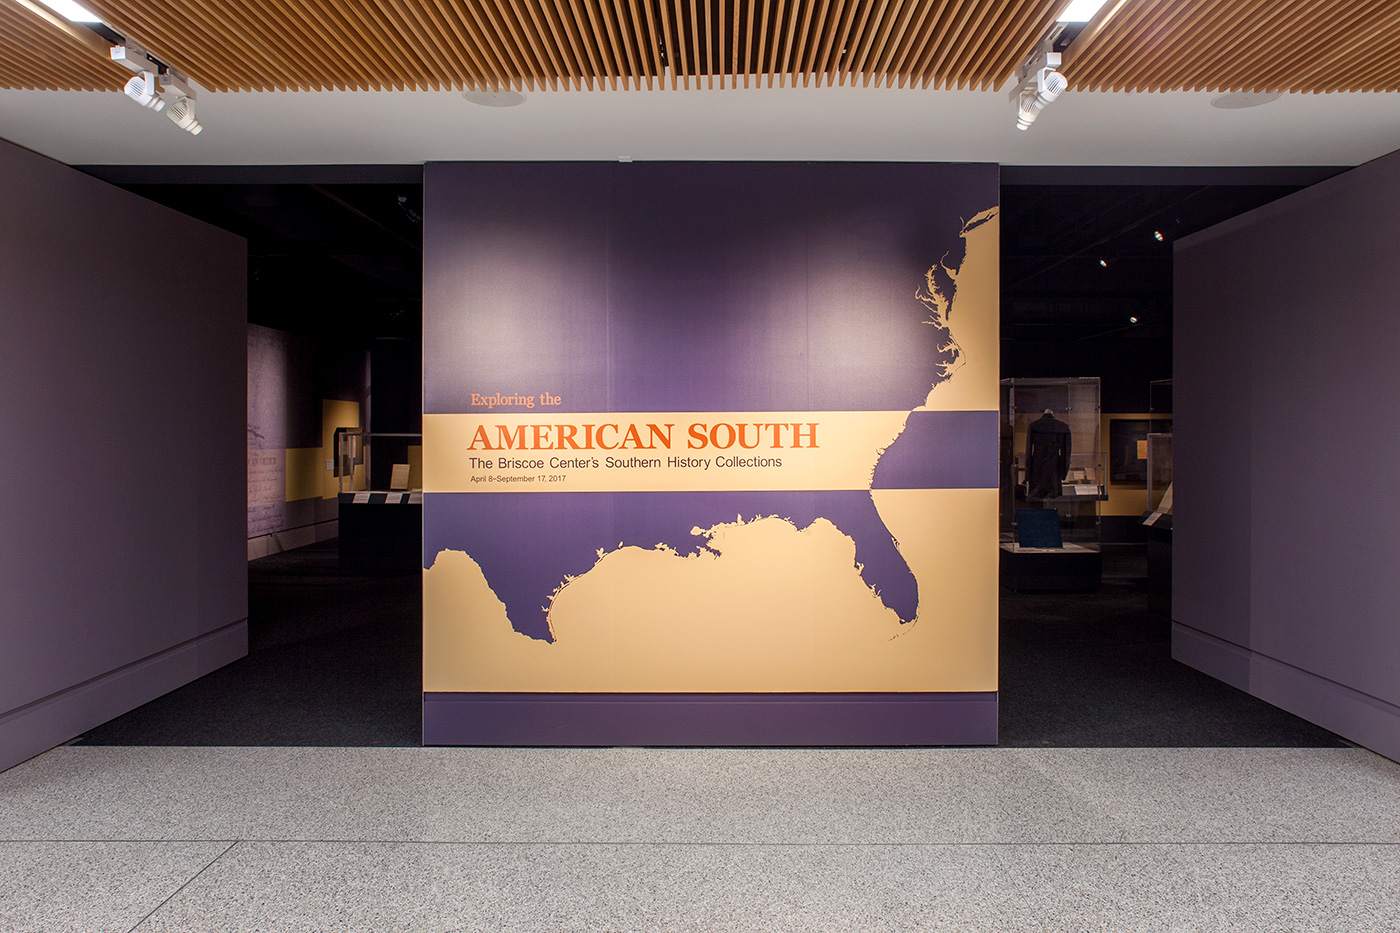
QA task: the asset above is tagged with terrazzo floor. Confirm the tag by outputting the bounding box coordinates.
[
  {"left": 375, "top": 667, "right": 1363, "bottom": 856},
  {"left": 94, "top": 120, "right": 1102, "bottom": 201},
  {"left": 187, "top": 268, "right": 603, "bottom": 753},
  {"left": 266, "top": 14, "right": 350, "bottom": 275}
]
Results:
[{"left": 4, "top": 744, "right": 1399, "bottom": 931}]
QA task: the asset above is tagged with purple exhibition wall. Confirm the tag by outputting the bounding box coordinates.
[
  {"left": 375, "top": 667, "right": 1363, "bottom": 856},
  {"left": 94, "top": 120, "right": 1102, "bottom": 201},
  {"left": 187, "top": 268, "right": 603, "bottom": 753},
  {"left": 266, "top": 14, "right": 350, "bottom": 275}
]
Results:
[
  {"left": 0, "top": 139, "right": 247, "bottom": 772},
  {"left": 1174, "top": 147, "right": 1400, "bottom": 762}
]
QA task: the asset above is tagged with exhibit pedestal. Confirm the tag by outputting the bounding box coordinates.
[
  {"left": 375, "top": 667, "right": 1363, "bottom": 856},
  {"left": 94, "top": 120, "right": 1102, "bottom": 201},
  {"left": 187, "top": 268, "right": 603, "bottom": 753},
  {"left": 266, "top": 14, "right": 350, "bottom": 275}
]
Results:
[
  {"left": 999, "top": 542, "right": 1102, "bottom": 591},
  {"left": 338, "top": 493, "right": 421, "bottom": 571}
]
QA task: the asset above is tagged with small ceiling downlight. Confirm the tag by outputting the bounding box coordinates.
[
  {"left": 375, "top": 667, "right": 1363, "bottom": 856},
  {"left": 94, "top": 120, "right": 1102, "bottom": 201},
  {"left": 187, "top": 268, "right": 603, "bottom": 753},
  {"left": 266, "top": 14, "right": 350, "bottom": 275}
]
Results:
[
  {"left": 1211, "top": 92, "right": 1282, "bottom": 110},
  {"left": 462, "top": 89, "right": 527, "bottom": 108}
]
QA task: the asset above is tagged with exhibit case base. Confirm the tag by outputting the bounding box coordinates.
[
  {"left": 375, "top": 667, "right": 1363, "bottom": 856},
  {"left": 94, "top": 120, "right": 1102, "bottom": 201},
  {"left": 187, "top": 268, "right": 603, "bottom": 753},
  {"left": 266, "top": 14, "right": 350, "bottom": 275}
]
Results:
[
  {"left": 999, "top": 542, "right": 1102, "bottom": 591},
  {"left": 423, "top": 692, "right": 998, "bottom": 746},
  {"left": 338, "top": 492, "right": 422, "bottom": 571}
]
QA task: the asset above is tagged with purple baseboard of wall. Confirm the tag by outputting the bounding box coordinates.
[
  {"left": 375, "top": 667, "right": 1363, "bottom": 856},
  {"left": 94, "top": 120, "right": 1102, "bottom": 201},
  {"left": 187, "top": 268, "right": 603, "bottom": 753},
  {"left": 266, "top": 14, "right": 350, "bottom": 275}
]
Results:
[
  {"left": 423, "top": 692, "right": 997, "bottom": 747},
  {"left": 0, "top": 620, "right": 248, "bottom": 773},
  {"left": 1174, "top": 622, "right": 1400, "bottom": 764}
]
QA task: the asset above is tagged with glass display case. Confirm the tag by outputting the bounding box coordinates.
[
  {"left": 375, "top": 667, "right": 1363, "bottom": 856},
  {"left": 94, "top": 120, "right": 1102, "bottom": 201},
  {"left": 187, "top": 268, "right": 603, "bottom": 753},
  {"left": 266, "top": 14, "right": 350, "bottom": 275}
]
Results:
[
  {"left": 335, "top": 430, "right": 422, "bottom": 495},
  {"left": 333, "top": 427, "right": 365, "bottom": 491},
  {"left": 999, "top": 377, "right": 1104, "bottom": 590},
  {"left": 336, "top": 430, "right": 423, "bottom": 571},
  {"left": 1147, "top": 432, "right": 1173, "bottom": 514},
  {"left": 1146, "top": 378, "right": 1173, "bottom": 614},
  {"left": 1144, "top": 377, "right": 1174, "bottom": 516}
]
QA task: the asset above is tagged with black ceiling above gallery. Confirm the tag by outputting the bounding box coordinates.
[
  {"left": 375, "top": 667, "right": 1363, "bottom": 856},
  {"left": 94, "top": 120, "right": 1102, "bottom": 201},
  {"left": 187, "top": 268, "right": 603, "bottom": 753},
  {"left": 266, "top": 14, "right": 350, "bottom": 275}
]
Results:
[
  {"left": 91, "top": 174, "right": 426, "bottom": 342},
  {"left": 999, "top": 178, "right": 1325, "bottom": 338},
  {"left": 78, "top": 164, "right": 1341, "bottom": 394},
  {"left": 996, "top": 167, "right": 1340, "bottom": 403}
]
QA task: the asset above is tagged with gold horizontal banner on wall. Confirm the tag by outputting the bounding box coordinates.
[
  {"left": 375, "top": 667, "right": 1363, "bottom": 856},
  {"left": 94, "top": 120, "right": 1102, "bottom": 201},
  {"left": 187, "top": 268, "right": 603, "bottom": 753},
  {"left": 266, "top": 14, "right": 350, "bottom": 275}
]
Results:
[{"left": 424, "top": 410, "right": 914, "bottom": 493}]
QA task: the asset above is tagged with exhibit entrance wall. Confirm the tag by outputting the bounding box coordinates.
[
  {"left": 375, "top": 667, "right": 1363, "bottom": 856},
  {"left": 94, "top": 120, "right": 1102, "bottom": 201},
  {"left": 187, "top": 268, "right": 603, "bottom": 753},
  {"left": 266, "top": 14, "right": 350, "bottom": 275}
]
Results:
[{"left": 420, "top": 162, "right": 1000, "bottom": 745}]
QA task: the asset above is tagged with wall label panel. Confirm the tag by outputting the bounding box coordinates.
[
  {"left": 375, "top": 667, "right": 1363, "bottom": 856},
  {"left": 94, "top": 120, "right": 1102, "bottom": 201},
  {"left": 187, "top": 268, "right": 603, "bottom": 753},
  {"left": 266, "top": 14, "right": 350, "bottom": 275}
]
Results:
[{"left": 423, "top": 162, "right": 1000, "bottom": 745}]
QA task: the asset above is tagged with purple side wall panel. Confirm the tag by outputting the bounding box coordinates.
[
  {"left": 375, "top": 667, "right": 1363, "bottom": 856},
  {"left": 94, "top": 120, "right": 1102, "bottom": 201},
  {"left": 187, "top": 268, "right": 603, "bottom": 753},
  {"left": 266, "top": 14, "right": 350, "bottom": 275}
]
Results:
[
  {"left": 1174, "top": 148, "right": 1400, "bottom": 762},
  {"left": 0, "top": 140, "right": 247, "bottom": 772}
]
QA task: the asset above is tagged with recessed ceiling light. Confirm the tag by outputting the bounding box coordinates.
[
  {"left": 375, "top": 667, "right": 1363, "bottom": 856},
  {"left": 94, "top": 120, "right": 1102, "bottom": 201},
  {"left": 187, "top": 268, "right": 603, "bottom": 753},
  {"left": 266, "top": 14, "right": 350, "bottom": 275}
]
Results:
[
  {"left": 1210, "top": 91, "right": 1282, "bottom": 110},
  {"left": 34, "top": 0, "right": 101, "bottom": 22},
  {"left": 1129, "top": 316, "right": 1139, "bottom": 324},
  {"left": 1153, "top": 230, "right": 1164, "bottom": 242},
  {"left": 1057, "top": 0, "right": 1109, "bottom": 22},
  {"left": 1098, "top": 259, "right": 1109, "bottom": 268},
  {"left": 462, "top": 89, "right": 527, "bottom": 108}
]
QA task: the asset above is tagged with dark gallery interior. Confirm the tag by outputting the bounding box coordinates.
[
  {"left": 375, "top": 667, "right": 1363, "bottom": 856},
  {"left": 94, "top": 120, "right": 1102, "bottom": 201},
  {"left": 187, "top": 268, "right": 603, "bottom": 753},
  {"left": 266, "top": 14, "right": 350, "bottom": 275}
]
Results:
[{"left": 5, "top": 0, "right": 1400, "bottom": 928}]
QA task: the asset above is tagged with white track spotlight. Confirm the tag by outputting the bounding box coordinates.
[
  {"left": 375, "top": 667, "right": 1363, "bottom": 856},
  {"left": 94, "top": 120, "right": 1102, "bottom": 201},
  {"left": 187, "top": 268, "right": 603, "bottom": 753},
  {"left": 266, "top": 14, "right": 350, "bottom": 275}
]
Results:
[
  {"left": 1016, "top": 87, "right": 1041, "bottom": 130},
  {"left": 110, "top": 41, "right": 205, "bottom": 135},
  {"left": 123, "top": 70, "right": 165, "bottom": 110},
  {"left": 1016, "top": 68, "right": 1067, "bottom": 129},
  {"left": 1010, "top": 48, "right": 1066, "bottom": 130},
  {"left": 165, "top": 95, "right": 203, "bottom": 135},
  {"left": 1014, "top": 55, "right": 1066, "bottom": 130},
  {"left": 158, "top": 74, "right": 203, "bottom": 135}
]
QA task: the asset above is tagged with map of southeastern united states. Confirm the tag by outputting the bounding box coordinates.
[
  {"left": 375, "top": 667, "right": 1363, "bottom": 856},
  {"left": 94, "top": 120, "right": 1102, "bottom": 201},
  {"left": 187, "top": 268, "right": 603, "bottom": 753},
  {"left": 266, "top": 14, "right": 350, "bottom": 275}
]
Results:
[
  {"left": 422, "top": 163, "right": 999, "bottom": 649},
  {"left": 421, "top": 490, "right": 918, "bottom": 642}
]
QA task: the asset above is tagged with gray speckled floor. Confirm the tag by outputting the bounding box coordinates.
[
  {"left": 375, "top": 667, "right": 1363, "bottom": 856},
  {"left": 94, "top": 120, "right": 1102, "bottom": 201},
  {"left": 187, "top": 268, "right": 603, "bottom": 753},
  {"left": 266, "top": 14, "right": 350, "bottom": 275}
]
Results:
[{"left": 3, "top": 746, "right": 1398, "bottom": 931}]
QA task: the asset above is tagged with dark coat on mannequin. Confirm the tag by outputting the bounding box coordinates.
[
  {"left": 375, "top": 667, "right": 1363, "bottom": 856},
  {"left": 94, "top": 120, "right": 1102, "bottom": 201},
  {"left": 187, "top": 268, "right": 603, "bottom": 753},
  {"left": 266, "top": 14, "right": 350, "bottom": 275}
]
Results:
[{"left": 1026, "top": 411, "right": 1072, "bottom": 499}]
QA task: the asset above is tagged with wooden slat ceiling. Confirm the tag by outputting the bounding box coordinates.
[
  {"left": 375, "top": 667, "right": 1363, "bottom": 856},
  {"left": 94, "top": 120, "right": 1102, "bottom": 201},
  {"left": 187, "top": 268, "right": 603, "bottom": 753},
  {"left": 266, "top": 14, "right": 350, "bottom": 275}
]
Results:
[
  {"left": 1063, "top": 0, "right": 1400, "bottom": 93},
  {"left": 2, "top": 0, "right": 1398, "bottom": 95},
  {"left": 1, "top": 1, "right": 123, "bottom": 90}
]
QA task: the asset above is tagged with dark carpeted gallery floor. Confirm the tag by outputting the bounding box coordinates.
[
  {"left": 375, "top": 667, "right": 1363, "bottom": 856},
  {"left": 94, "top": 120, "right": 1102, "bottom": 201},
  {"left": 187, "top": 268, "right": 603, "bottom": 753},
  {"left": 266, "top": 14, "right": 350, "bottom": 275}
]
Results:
[
  {"left": 77, "top": 541, "right": 422, "bottom": 747},
  {"left": 76, "top": 541, "right": 1344, "bottom": 749},
  {"left": 997, "top": 547, "right": 1343, "bottom": 748}
]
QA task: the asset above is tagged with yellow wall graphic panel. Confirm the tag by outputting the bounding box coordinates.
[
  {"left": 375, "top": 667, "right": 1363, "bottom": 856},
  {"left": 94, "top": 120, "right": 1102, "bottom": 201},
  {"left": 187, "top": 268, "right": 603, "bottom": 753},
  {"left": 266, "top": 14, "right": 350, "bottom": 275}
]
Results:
[{"left": 285, "top": 447, "right": 324, "bottom": 502}]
